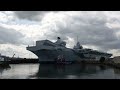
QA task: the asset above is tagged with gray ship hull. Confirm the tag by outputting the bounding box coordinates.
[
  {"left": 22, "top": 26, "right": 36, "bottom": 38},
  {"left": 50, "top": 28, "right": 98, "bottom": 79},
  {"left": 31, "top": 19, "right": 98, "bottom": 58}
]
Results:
[{"left": 32, "top": 49, "right": 81, "bottom": 62}]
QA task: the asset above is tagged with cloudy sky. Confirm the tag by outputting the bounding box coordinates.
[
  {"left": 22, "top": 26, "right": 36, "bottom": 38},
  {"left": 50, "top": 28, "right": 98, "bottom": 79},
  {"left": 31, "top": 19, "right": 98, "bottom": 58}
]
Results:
[{"left": 0, "top": 11, "right": 120, "bottom": 58}]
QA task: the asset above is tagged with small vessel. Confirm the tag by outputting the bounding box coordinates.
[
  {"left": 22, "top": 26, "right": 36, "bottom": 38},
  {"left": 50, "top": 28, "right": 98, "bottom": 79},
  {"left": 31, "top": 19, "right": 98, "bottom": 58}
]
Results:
[
  {"left": 26, "top": 37, "right": 112, "bottom": 64},
  {"left": 0, "top": 53, "right": 10, "bottom": 68}
]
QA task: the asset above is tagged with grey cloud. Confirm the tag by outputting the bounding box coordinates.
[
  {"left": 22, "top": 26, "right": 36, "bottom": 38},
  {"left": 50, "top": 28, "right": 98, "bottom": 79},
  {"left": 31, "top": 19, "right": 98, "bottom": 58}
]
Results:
[
  {"left": 0, "top": 26, "right": 25, "bottom": 45},
  {"left": 43, "top": 12, "right": 120, "bottom": 52},
  {"left": 14, "top": 11, "right": 50, "bottom": 21},
  {"left": 5, "top": 11, "right": 120, "bottom": 53}
]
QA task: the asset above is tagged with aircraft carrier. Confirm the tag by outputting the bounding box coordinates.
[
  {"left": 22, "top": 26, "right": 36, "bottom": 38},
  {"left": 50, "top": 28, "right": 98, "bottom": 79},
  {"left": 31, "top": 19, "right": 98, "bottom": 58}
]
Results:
[{"left": 26, "top": 37, "right": 112, "bottom": 63}]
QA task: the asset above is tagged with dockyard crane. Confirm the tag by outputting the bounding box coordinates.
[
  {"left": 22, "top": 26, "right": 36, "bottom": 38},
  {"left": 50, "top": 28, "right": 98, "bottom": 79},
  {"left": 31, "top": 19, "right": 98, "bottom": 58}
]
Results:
[{"left": 12, "top": 54, "right": 15, "bottom": 58}]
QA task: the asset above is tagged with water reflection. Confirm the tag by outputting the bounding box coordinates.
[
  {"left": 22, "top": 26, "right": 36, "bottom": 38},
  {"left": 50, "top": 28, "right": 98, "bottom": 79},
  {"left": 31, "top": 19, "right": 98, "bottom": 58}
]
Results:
[
  {"left": 0, "top": 64, "right": 39, "bottom": 79},
  {"left": 114, "top": 68, "right": 120, "bottom": 74},
  {"left": 32, "top": 64, "right": 110, "bottom": 79},
  {"left": 0, "top": 68, "right": 5, "bottom": 75},
  {"left": 0, "top": 66, "right": 11, "bottom": 76},
  {"left": 99, "top": 65, "right": 107, "bottom": 70},
  {"left": 1, "top": 64, "right": 120, "bottom": 79}
]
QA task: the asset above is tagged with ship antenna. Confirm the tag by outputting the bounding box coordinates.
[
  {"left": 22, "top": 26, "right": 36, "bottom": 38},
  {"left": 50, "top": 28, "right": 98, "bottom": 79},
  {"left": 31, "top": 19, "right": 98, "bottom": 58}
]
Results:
[
  {"left": 77, "top": 36, "right": 78, "bottom": 43},
  {"left": 30, "top": 29, "right": 34, "bottom": 58}
]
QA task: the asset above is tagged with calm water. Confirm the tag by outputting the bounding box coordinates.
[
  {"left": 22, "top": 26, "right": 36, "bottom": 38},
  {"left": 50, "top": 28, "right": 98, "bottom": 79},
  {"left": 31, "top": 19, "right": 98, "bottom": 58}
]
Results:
[{"left": 1, "top": 63, "right": 120, "bottom": 79}]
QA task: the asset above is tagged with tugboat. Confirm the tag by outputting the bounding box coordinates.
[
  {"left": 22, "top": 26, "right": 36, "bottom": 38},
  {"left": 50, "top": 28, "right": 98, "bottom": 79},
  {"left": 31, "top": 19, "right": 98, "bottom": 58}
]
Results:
[{"left": 0, "top": 53, "right": 10, "bottom": 68}]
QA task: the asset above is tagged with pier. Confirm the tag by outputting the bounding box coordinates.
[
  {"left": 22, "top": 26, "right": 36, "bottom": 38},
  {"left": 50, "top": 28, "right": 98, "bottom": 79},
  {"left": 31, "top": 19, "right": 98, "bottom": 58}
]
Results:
[{"left": 9, "top": 58, "right": 39, "bottom": 64}]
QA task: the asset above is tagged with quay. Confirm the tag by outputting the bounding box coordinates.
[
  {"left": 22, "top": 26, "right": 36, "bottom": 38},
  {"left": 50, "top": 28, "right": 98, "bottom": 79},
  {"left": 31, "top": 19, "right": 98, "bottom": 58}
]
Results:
[{"left": 77, "top": 60, "right": 120, "bottom": 69}]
